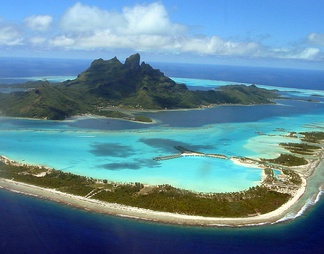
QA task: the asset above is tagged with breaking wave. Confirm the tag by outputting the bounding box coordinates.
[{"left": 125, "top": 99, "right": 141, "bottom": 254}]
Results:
[{"left": 277, "top": 188, "right": 324, "bottom": 223}]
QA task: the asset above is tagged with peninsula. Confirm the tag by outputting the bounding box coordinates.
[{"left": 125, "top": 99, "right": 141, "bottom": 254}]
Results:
[{"left": 0, "top": 53, "right": 278, "bottom": 120}]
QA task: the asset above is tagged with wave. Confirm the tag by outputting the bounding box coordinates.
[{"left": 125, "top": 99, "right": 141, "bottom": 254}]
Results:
[{"left": 277, "top": 189, "right": 324, "bottom": 223}]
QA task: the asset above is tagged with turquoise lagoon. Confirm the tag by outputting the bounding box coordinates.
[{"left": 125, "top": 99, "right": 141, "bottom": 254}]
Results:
[{"left": 0, "top": 78, "right": 324, "bottom": 193}]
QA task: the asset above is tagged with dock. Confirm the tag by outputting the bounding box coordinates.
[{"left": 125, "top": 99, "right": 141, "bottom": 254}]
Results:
[
  {"left": 153, "top": 146, "right": 228, "bottom": 161},
  {"left": 153, "top": 153, "right": 182, "bottom": 161}
]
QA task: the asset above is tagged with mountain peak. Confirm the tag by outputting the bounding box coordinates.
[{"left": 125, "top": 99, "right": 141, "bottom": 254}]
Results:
[{"left": 125, "top": 53, "right": 141, "bottom": 71}]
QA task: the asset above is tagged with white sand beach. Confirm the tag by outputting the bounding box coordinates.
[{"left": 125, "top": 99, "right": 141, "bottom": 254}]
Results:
[
  {"left": 1, "top": 149, "right": 323, "bottom": 227},
  {"left": 0, "top": 175, "right": 307, "bottom": 227}
]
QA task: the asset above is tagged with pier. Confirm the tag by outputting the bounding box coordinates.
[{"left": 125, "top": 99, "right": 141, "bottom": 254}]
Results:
[
  {"left": 153, "top": 153, "right": 182, "bottom": 161},
  {"left": 153, "top": 146, "right": 228, "bottom": 161}
]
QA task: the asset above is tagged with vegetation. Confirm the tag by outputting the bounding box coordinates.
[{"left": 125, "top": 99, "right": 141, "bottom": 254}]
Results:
[
  {"left": 262, "top": 168, "right": 302, "bottom": 187},
  {"left": 0, "top": 162, "right": 95, "bottom": 196},
  {"left": 0, "top": 53, "right": 278, "bottom": 120},
  {"left": 0, "top": 161, "right": 290, "bottom": 218},
  {"left": 134, "top": 115, "right": 153, "bottom": 123},
  {"left": 263, "top": 168, "right": 275, "bottom": 184},
  {"left": 300, "top": 132, "right": 324, "bottom": 143},
  {"left": 281, "top": 169, "right": 302, "bottom": 185},
  {"left": 279, "top": 142, "right": 321, "bottom": 155},
  {"left": 94, "top": 184, "right": 289, "bottom": 217},
  {"left": 263, "top": 154, "right": 308, "bottom": 166},
  {"left": 93, "top": 110, "right": 153, "bottom": 122}
]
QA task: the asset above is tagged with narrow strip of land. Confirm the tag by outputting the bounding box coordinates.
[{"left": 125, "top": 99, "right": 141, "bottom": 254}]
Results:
[
  {"left": 0, "top": 177, "right": 306, "bottom": 226},
  {"left": 1, "top": 131, "right": 323, "bottom": 227}
]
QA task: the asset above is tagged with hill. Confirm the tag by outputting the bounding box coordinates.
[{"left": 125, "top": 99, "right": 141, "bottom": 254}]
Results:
[{"left": 0, "top": 54, "right": 278, "bottom": 120}]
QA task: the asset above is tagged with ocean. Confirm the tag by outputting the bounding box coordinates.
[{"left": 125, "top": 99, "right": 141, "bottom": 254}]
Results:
[{"left": 0, "top": 58, "right": 324, "bottom": 253}]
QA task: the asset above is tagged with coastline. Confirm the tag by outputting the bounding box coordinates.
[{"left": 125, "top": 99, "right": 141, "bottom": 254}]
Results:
[
  {"left": 1, "top": 144, "right": 323, "bottom": 226},
  {"left": 0, "top": 173, "right": 307, "bottom": 227}
]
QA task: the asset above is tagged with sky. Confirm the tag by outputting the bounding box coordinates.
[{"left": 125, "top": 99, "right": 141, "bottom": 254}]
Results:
[{"left": 1, "top": 0, "right": 324, "bottom": 68}]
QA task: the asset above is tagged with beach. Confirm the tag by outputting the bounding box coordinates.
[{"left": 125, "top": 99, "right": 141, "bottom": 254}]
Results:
[
  {"left": 1, "top": 142, "right": 323, "bottom": 227},
  {"left": 0, "top": 172, "right": 307, "bottom": 227}
]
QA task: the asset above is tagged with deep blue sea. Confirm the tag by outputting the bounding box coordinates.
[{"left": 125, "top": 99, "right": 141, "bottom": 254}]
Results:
[{"left": 1, "top": 58, "right": 324, "bottom": 253}]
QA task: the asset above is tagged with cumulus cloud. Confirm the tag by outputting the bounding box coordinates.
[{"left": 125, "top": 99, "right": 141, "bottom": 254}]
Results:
[
  {"left": 60, "top": 2, "right": 185, "bottom": 36},
  {"left": 60, "top": 2, "right": 120, "bottom": 33},
  {"left": 180, "top": 36, "right": 261, "bottom": 56},
  {"left": 121, "top": 2, "right": 186, "bottom": 35},
  {"left": 1, "top": 1, "right": 322, "bottom": 62},
  {"left": 308, "top": 33, "right": 324, "bottom": 46},
  {"left": 54, "top": 2, "right": 187, "bottom": 50},
  {"left": 49, "top": 35, "right": 75, "bottom": 47},
  {"left": 0, "top": 22, "right": 23, "bottom": 45},
  {"left": 52, "top": 2, "right": 264, "bottom": 55},
  {"left": 268, "top": 47, "right": 321, "bottom": 60},
  {"left": 24, "top": 15, "right": 53, "bottom": 31},
  {"left": 57, "top": 2, "right": 320, "bottom": 61},
  {"left": 293, "top": 47, "right": 320, "bottom": 59}
]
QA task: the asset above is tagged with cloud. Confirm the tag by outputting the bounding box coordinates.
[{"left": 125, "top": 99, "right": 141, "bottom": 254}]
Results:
[
  {"left": 121, "top": 2, "right": 186, "bottom": 35},
  {"left": 308, "top": 33, "right": 324, "bottom": 47},
  {"left": 0, "top": 22, "right": 23, "bottom": 45},
  {"left": 24, "top": 15, "right": 53, "bottom": 31},
  {"left": 49, "top": 35, "right": 75, "bottom": 47},
  {"left": 291, "top": 47, "right": 320, "bottom": 60},
  {"left": 268, "top": 47, "right": 321, "bottom": 60},
  {"left": 180, "top": 36, "right": 261, "bottom": 56},
  {"left": 0, "top": 1, "right": 322, "bottom": 62},
  {"left": 54, "top": 2, "right": 320, "bottom": 61},
  {"left": 60, "top": 2, "right": 185, "bottom": 35},
  {"left": 60, "top": 2, "right": 120, "bottom": 33}
]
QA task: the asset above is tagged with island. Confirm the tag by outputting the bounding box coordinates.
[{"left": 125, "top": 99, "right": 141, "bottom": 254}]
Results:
[
  {"left": 0, "top": 131, "right": 323, "bottom": 226},
  {"left": 0, "top": 53, "right": 278, "bottom": 120}
]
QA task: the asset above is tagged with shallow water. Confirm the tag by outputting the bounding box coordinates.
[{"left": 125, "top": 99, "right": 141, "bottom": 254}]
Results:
[{"left": 0, "top": 78, "right": 323, "bottom": 192}]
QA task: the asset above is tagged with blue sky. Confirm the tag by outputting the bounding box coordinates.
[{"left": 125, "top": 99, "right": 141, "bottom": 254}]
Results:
[{"left": 1, "top": 0, "right": 323, "bottom": 68}]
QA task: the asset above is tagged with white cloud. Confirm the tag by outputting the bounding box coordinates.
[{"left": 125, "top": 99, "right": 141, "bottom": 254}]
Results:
[
  {"left": 49, "top": 35, "right": 75, "bottom": 47},
  {"left": 60, "top": 2, "right": 185, "bottom": 36},
  {"left": 1, "top": 1, "right": 322, "bottom": 62},
  {"left": 121, "top": 2, "right": 186, "bottom": 35},
  {"left": 0, "top": 23, "right": 23, "bottom": 45},
  {"left": 56, "top": 2, "right": 297, "bottom": 59},
  {"left": 268, "top": 47, "right": 321, "bottom": 60},
  {"left": 59, "top": 2, "right": 124, "bottom": 33},
  {"left": 308, "top": 33, "right": 324, "bottom": 46},
  {"left": 290, "top": 47, "right": 320, "bottom": 60},
  {"left": 180, "top": 36, "right": 261, "bottom": 56},
  {"left": 24, "top": 15, "right": 53, "bottom": 31}
]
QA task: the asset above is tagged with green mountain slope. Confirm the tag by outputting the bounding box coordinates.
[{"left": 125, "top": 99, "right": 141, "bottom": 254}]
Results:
[{"left": 0, "top": 54, "right": 278, "bottom": 120}]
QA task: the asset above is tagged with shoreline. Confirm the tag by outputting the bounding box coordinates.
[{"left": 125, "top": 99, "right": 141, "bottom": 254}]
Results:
[
  {"left": 1, "top": 144, "right": 323, "bottom": 227},
  {"left": 0, "top": 177, "right": 306, "bottom": 227},
  {"left": 0, "top": 170, "right": 308, "bottom": 227}
]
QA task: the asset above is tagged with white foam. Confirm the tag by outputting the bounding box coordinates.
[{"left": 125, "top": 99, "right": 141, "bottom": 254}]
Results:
[{"left": 277, "top": 189, "right": 324, "bottom": 223}]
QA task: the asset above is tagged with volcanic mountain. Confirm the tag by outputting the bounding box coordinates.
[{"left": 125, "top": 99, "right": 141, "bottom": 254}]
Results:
[{"left": 0, "top": 53, "right": 277, "bottom": 120}]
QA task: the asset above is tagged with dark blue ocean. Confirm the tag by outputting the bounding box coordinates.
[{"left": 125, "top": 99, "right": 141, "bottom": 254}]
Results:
[
  {"left": 1, "top": 58, "right": 324, "bottom": 253},
  {"left": 1, "top": 188, "right": 324, "bottom": 254}
]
